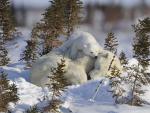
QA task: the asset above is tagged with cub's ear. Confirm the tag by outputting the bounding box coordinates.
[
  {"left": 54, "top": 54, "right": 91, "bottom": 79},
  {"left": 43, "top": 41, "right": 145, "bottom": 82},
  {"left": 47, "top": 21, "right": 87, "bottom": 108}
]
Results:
[
  {"left": 104, "top": 53, "right": 109, "bottom": 58},
  {"left": 99, "top": 52, "right": 109, "bottom": 58}
]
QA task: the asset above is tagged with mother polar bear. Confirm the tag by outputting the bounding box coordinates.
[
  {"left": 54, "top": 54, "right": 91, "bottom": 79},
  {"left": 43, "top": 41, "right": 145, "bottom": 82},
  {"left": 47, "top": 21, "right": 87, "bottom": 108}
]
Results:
[{"left": 30, "top": 31, "right": 103, "bottom": 87}]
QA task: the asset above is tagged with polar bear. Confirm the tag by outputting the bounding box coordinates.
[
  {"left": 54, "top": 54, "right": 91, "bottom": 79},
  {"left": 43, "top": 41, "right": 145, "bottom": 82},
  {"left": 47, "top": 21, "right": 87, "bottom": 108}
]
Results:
[
  {"left": 30, "top": 51, "right": 95, "bottom": 87},
  {"left": 89, "top": 50, "right": 123, "bottom": 80},
  {"left": 56, "top": 31, "right": 103, "bottom": 59}
]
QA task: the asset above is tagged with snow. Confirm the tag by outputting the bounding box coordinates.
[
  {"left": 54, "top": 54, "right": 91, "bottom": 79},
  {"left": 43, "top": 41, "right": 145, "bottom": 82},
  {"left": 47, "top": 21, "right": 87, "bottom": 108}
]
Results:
[
  {"left": 1, "top": 58, "right": 150, "bottom": 112},
  {"left": 0, "top": 65, "right": 50, "bottom": 112},
  {"left": 70, "top": 104, "right": 150, "bottom": 113},
  {"left": 1, "top": 28, "right": 150, "bottom": 112},
  {"left": 1, "top": 64, "right": 150, "bottom": 113},
  {"left": 12, "top": 78, "right": 44, "bottom": 113},
  {"left": 6, "top": 28, "right": 31, "bottom": 63}
]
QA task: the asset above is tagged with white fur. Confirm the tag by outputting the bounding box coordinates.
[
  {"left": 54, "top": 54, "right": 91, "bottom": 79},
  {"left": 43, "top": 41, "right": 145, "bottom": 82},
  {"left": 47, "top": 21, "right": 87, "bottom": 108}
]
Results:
[
  {"left": 57, "top": 31, "right": 103, "bottom": 59},
  {"left": 30, "top": 51, "right": 95, "bottom": 87},
  {"left": 90, "top": 50, "right": 123, "bottom": 80}
]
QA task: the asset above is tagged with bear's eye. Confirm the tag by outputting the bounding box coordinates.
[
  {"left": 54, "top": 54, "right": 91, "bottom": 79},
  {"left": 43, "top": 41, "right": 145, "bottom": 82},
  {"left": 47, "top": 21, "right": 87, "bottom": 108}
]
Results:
[{"left": 90, "top": 52, "right": 93, "bottom": 54}]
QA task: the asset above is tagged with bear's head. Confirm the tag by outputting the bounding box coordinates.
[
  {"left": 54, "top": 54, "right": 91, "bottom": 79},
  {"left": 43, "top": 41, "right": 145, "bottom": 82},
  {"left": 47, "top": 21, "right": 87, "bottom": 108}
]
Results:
[{"left": 83, "top": 43, "right": 103, "bottom": 59}]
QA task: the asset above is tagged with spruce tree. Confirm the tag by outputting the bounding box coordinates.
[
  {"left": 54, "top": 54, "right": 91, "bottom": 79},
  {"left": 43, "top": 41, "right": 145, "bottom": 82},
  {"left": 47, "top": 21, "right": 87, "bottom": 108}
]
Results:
[
  {"left": 45, "top": 59, "right": 69, "bottom": 113},
  {"left": 104, "top": 32, "right": 119, "bottom": 71},
  {"left": 31, "top": 0, "right": 83, "bottom": 55},
  {"left": 37, "top": 0, "right": 66, "bottom": 55},
  {"left": 126, "top": 18, "right": 150, "bottom": 106},
  {"left": 64, "top": 0, "right": 82, "bottom": 37},
  {"left": 104, "top": 32, "right": 118, "bottom": 53},
  {"left": 20, "top": 25, "right": 40, "bottom": 65},
  {"left": 0, "top": 71, "right": 19, "bottom": 112},
  {"left": 20, "top": 40, "right": 38, "bottom": 67},
  {"left": 109, "top": 66, "right": 126, "bottom": 104},
  {"left": 0, "top": 0, "right": 16, "bottom": 40},
  {"left": 126, "top": 65, "right": 147, "bottom": 106},
  {"left": 133, "top": 18, "right": 150, "bottom": 68},
  {"left": 0, "top": 34, "right": 10, "bottom": 66},
  {"left": 119, "top": 51, "right": 128, "bottom": 66},
  {"left": 0, "top": 0, "right": 16, "bottom": 65}
]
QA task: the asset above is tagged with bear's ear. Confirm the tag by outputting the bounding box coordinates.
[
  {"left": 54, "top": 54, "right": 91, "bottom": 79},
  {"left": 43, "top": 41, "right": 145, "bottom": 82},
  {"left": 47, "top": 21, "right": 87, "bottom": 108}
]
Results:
[
  {"left": 104, "top": 53, "right": 109, "bottom": 58},
  {"left": 99, "top": 52, "right": 108, "bottom": 58},
  {"left": 98, "top": 52, "right": 108, "bottom": 58}
]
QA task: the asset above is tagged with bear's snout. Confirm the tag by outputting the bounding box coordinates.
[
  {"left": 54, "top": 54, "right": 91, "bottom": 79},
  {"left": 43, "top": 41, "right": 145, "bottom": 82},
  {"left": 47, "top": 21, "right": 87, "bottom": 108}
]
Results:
[{"left": 95, "top": 56, "right": 98, "bottom": 59}]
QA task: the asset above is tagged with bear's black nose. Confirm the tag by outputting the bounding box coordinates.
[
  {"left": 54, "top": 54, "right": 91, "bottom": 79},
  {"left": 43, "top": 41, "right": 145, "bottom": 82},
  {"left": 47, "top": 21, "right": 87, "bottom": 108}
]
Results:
[{"left": 95, "top": 56, "right": 98, "bottom": 59}]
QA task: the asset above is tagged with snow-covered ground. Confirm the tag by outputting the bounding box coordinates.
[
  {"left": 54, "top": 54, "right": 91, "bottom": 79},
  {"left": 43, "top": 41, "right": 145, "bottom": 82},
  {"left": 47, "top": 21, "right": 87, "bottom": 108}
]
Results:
[
  {"left": 1, "top": 64, "right": 150, "bottom": 113},
  {"left": 0, "top": 28, "right": 150, "bottom": 113}
]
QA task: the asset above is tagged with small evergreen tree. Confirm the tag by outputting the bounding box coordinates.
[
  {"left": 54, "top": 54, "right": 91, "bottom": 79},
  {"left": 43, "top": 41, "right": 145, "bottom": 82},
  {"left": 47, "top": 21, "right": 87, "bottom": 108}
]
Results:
[
  {"left": 104, "top": 32, "right": 118, "bottom": 53},
  {"left": 37, "top": 0, "right": 66, "bottom": 55},
  {"left": 104, "top": 32, "right": 119, "bottom": 71},
  {"left": 0, "top": 0, "right": 16, "bottom": 65},
  {"left": 126, "top": 65, "right": 147, "bottom": 106},
  {"left": 64, "top": 0, "right": 82, "bottom": 37},
  {"left": 20, "top": 40, "right": 38, "bottom": 67},
  {"left": 109, "top": 66, "right": 126, "bottom": 104},
  {"left": 30, "top": 24, "right": 41, "bottom": 41},
  {"left": 126, "top": 18, "right": 150, "bottom": 106},
  {"left": 0, "top": 71, "right": 19, "bottom": 112},
  {"left": 132, "top": 18, "right": 150, "bottom": 68},
  {"left": 0, "top": 0, "right": 16, "bottom": 40},
  {"left": 0, "top": 36, "right": 10, "bottom": 66},
  {"left": 26, "top": 24, "right": 41, "bottom": 59},
  {"left": 119, "top": 51, "right": 128, "bottom": 66},
  {"left": 45, "top": 59, "right": 69, "bottom": 113},
  {"left": 31, "top": 0, "right": 83, "bottom": 55}
]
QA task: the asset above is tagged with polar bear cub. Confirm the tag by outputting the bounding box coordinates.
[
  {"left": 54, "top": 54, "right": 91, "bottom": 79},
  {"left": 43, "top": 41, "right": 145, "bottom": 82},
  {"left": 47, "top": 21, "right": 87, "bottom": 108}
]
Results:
[
  {"left": 57, "top": 31, "right": 103, "bottom": 59},
  {"left": 90, "top": 50, "right": 123, "bottom": 80}
]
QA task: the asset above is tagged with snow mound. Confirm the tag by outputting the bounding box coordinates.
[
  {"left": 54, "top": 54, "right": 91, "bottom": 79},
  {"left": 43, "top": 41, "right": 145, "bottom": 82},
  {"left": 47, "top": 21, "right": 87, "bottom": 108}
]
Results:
[
  {"left": 12, "top": 78, "right": 44, "bottom": 113},
  {"left": 63, "top": 79, "right": 150, "bottom": 113},
  {"left": 64, "top": 79, "right": 114, "bottom": 104}
]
